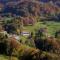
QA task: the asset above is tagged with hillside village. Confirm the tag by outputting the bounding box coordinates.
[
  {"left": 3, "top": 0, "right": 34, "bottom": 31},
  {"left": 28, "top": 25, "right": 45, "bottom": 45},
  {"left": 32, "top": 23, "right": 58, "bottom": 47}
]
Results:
[{"left": 0, "top": 0, "right": 60, "bottom": 60}]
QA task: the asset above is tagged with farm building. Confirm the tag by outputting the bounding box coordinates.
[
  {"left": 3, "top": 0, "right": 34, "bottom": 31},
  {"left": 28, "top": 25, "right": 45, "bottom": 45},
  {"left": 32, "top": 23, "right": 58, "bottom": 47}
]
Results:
[{"left": 21, "top": 16, "right": 35, "bottom": 26}]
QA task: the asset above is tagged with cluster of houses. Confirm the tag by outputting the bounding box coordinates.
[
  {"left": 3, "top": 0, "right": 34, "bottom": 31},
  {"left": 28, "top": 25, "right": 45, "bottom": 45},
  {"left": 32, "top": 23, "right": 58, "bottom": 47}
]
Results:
[{"left": 0, "top": 15, "right": 36, "bottom": 37}]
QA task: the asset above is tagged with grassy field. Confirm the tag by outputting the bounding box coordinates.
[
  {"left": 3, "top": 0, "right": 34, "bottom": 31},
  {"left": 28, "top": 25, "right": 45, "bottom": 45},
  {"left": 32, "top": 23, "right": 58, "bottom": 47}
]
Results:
[
  {"left": 24, "top": 21, "right": 60, "bottom": 35},
  {"left": 21, "top": 21, "right": 60, "bottom": 40},
  {"left": 18, "top": 21, "right": 60, "bottom": 45}
]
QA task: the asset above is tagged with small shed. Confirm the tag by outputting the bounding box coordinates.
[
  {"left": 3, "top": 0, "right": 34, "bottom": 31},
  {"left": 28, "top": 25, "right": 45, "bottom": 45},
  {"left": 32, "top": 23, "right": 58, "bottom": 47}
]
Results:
[{"left": 21, "top": 29, "right": 30, "bottom": 36}]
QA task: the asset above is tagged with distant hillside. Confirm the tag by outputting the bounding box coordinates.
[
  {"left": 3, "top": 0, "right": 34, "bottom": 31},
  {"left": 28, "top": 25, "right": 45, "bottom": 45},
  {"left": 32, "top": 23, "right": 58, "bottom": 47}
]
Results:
[{"left": 0, "top": 0, "right": 60, "bottom": 17}]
